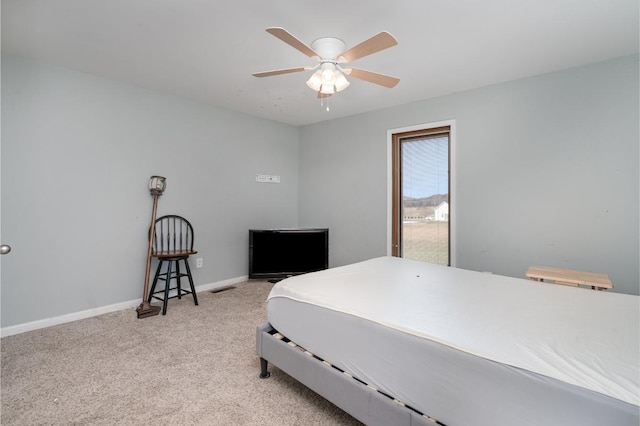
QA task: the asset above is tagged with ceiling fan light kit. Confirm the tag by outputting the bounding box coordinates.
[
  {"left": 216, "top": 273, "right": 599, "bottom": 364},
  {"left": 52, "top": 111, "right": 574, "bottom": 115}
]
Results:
[
  {"left": 253, "top": 27, "right": 399, "bottom": 102},
  {"left": 308, "top": 62, "right": 350, "bottom": 95}
]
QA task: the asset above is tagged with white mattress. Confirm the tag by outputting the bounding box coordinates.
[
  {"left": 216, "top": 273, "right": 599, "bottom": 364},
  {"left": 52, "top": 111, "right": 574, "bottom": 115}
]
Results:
[{"left": 267, "top": 256, "right": 639, "bottom": 411}]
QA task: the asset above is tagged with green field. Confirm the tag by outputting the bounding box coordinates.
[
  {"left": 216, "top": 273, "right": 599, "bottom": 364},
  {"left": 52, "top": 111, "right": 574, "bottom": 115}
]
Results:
[{"left": 402, "top": 221, "right": 449, "bottom": 265}]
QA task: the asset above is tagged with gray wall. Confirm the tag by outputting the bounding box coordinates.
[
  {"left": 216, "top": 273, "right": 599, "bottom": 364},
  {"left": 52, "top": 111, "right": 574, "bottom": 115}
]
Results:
[
  {"left": 299, "top": 55, "right": 639, "bottom": 295},
  {"left": 1, "top": 55, "right": 299, "bottom": 327},
  {"left": 2, "top": 54, "right": 638, "bottom": 330}
]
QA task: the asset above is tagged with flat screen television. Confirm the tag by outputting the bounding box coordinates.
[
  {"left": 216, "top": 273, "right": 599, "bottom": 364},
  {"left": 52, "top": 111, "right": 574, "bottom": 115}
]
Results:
[{"left": 249, "top": 228, "right": 328, "bottom": 280}]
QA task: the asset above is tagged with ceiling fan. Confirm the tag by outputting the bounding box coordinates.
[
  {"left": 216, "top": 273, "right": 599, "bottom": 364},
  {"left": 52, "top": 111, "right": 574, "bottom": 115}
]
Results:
[{"left": 253, "top": 27, "right": 400, "bottom": 98}]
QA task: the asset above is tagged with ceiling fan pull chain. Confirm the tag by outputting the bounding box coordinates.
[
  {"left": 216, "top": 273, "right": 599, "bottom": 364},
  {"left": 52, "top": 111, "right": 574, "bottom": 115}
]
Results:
[{"left": 320, "top": 95, "right": 329, "bottom": 111}]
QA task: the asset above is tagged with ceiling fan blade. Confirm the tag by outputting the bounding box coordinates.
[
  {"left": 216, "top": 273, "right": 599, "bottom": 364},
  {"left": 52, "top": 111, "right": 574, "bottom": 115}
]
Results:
[
  {"left": 253, "top": 67, "right": 307, "bottom": 78},
  {"left": 339, "top": 31, "right": 398, "bottom": 63},
  {"left": 317, "top": 92, "right": 332, "bottom": 99},
  {"left": 348, "top": 67, "right": 400, "bottom": 88},
  {"left": 266, "top": 27, "right": 319, "bottom": 59}
]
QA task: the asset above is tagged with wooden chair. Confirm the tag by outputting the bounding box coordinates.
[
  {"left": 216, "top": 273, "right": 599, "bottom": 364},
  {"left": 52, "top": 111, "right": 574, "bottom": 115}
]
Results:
[{"left": 147, "top": 215, "right": 199, "bottom": 315}]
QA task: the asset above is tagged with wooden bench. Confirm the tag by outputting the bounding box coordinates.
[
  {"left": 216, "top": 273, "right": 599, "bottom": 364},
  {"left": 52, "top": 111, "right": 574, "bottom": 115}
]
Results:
[{"left": 526, "top": 265, "right": 613, "bottom": 291}]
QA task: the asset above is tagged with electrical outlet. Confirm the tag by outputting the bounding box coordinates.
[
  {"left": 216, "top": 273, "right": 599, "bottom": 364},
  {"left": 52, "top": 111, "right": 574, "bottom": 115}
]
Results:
[{"left": 196, "top": 258, "right": 203, "bottom": 268}]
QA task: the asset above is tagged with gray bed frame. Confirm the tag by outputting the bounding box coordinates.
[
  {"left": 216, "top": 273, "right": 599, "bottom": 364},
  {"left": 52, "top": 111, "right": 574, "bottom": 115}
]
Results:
[
  {"left": 256, "top": 322, "right": 438, "bottom": 426},
  {"left": 257, "top": 322, "right": 640, "bottom": 426}
]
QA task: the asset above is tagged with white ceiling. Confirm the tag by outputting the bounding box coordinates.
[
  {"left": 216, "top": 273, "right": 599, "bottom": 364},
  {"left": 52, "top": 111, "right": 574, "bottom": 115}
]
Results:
[{"left": 2, "top": 0, "right": 638, "bottom": 126}]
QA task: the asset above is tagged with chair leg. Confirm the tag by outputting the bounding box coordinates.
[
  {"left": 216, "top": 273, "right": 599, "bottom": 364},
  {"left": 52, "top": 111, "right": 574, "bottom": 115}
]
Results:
[
  {"left": 162, "top": 261, "right": 173, "bottom": 315},
  {"left": 183, "top": 258, "right": 198, "bottom": 306},
  {"left": 175, "top": 260, "right": 183, "bottom": 299},
  {"left": 148, "top": 261, "right": 163, "bottom": 303}
]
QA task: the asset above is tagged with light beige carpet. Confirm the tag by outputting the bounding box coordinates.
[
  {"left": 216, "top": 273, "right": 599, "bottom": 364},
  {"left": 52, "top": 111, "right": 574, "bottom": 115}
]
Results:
[{"left": 1, "top": 281, "right": 362, "bottom": 425}]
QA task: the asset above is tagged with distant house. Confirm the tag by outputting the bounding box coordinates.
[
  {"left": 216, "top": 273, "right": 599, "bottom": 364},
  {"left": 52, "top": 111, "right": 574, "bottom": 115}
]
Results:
[{"left": 434, "top": 201, "right": 449, "bottom": 221}]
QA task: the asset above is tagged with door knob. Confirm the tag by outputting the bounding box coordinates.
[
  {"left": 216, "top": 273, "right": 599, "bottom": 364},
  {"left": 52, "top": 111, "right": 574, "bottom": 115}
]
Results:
[{"left": 1, "top": 245, "right": 11, "bottom": 255}]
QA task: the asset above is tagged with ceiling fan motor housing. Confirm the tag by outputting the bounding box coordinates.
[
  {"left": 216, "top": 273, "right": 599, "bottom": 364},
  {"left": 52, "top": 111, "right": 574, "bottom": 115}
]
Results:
[{"left": 311, "top": 37, "right": 347, "bottom": 61}]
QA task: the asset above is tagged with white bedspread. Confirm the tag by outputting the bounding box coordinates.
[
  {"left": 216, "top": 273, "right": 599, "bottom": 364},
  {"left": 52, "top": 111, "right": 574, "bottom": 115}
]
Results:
[{"left": 268, "top": 256, "right": 640, "bottom": 406}]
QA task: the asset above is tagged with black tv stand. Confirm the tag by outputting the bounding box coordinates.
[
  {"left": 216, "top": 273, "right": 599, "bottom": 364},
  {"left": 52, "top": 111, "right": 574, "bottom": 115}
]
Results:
[{"left": 267, "top": 278, "right": 283, "bottom": 284}]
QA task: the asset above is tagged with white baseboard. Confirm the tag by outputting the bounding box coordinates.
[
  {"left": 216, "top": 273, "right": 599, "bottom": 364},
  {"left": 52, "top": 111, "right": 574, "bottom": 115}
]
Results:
[
  {"left": 0, "top": 275, "right": 249, "bottom": 338},
  {"left": 196, "top": 275, "right": 248, "bottom": 293}
]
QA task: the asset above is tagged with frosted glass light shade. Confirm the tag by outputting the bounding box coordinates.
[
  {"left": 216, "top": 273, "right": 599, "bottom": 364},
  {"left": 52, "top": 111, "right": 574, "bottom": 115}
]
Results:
[
  {"left": 320, "top": 84, "right": 335, "bottom": 94},
  {"left": 321, "top": 67, "right": 336, "bottom": 86},
  {"left": 334, "top": 71, "right": 350, "bottom": 92},
  {"left": 306, "top": 71, "right": 322, "bottom": 91}
]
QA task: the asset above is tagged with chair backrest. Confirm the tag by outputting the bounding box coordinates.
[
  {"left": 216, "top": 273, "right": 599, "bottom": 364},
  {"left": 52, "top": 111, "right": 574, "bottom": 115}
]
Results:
[{"left": 152, "top": 215, "right": 195, "bottom": 255}]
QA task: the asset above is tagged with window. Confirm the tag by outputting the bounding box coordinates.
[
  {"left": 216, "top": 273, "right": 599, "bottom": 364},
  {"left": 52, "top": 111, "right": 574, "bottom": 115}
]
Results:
[{"left": 390, "top": 122, "right": 454, "bottom": 266}]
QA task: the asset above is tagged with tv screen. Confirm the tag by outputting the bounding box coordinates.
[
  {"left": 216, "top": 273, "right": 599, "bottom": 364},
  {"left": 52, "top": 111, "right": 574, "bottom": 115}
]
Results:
[{"left": 249, "top": 228, "right": 328, "bottom": 280}]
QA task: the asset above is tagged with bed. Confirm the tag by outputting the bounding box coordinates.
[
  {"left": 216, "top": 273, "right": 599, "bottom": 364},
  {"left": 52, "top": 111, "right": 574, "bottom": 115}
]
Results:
[{"left": 256, "top": 256, "right": 639, "bottom": 425}]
